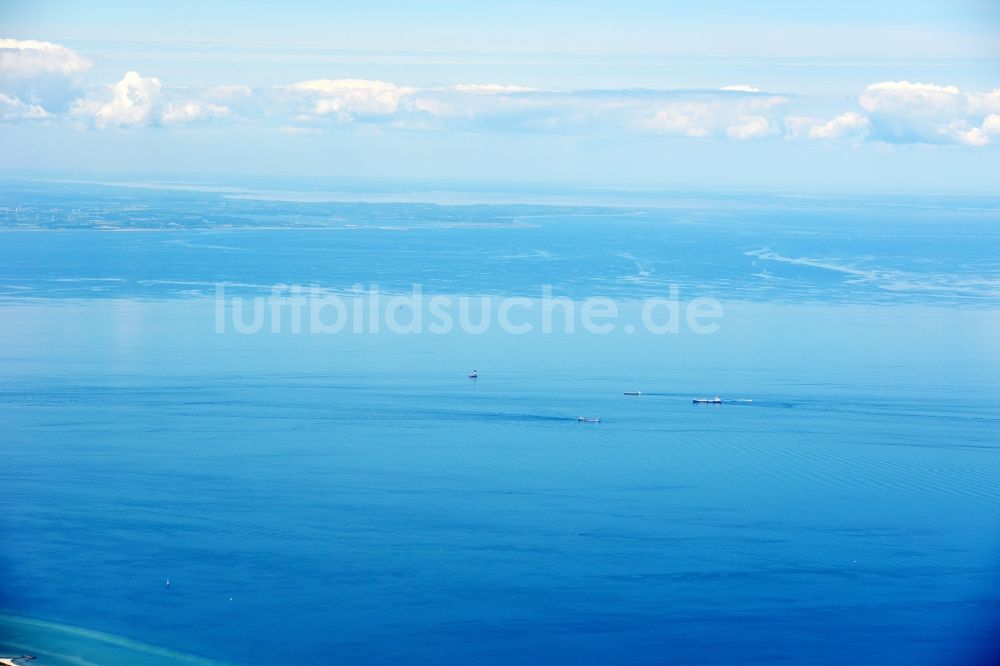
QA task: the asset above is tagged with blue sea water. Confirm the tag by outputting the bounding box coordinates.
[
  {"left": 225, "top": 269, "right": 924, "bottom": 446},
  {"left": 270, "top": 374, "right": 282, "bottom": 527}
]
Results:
[{"left": 1, "top": 180, "right": 999, "bottom": 664}]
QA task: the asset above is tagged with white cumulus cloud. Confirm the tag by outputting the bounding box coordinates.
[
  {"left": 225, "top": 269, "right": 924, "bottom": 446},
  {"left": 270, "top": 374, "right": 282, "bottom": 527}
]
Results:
[
  {"left": 11, "top": 60, "right": 997, "bottom": 149},
  {"left": 647, "top": 103, "right": 713, "bottom": 137},
  {"left": 409, "top": 84, "right": 550, "bottom": 125},
  {"left": 859, "top": 81, "right": 962, "bottom": 116},
  {"left": 0, "top": 38, "right": 92, "bottom": 116},
  {"left": 162, "top": 101, "right": 229, "bottom": 124},
  {"left": 0, "top": 38, "right": 91, "bottom": 78},
  {"left": 71, "top": 71, "right": 230, "bottom": 129},
  {"left": 726, "top": 116, "right": 772, "bottom": 139},
  {"left": 265, "top": 78, "right": 799, "bottom": 139},
  {"left": 72, "top": 71, "right": 163, "bottom": 128},
  {"left": 646, "top": 93, "right": 786, "bottom": 139},
  {"left": 787, "top": 82, "right": 1000, "bottom": 146},
  {"left": 953, "top": 126, "right": 989, "bottom": 147},
  {"left": 286, "top": 79, "right": 414, "bottom": 120},
  {"left": 982, "top": 114, "right": 1000, "bottom": 136},
  {"left": 858, "top": 80, "right": 999, "bottom": 145},
  {"left": 283, "top": 78, "right": 559, "bottom": 130},
  {"left": 0, "top": 91, "right": 50, "bottom": 120},
  {"left": 807, "top": 111, "right": 870, "bottom": 139}
]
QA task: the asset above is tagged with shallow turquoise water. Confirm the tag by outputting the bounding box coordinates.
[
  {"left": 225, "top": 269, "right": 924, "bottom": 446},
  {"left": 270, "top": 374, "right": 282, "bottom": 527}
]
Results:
[{"left": 1, "top": 182, "right": 999, "bottom": 664}]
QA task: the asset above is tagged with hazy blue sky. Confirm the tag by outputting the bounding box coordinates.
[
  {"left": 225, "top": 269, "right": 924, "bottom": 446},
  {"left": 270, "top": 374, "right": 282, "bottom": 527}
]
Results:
[{"left": 1, "top": 1, "right": 999, "bottom": 191}]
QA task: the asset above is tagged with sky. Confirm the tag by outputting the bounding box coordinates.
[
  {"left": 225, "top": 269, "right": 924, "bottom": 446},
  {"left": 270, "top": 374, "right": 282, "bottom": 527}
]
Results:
[{"left": 1, "top": 0, "right": 999, "bottom": 192}]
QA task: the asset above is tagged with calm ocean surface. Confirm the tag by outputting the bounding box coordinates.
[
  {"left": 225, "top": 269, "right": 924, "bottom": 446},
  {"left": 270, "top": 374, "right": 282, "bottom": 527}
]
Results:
[{"left": 1, "top": 180, "right": 999, "bottom": 664}]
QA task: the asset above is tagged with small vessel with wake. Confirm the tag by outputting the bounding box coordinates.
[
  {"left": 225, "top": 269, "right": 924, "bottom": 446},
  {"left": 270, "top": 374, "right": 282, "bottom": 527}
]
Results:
[
  {"left": 577, "top": 416, "right": 602, "bottom": 423},
  {"left": 468, "top": 369, "right": 478, "bottom": 379},
  {"left": 624, "top": 391, "right": 642, "bottom": 396},
  {"left": 693, "top": 396, "right": 722, "bottom": 404}
]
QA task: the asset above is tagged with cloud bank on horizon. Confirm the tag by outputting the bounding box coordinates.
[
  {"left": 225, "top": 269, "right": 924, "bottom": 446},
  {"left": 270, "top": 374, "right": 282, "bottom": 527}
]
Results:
[{"left": 1, "top": 37, "right": 999, "bottom": 148}]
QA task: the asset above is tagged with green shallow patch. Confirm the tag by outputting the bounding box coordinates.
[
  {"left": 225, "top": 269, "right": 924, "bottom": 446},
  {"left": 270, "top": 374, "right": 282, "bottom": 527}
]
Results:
[{"left": 0, "top": 613, "right": 222, "bottom": 666}]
